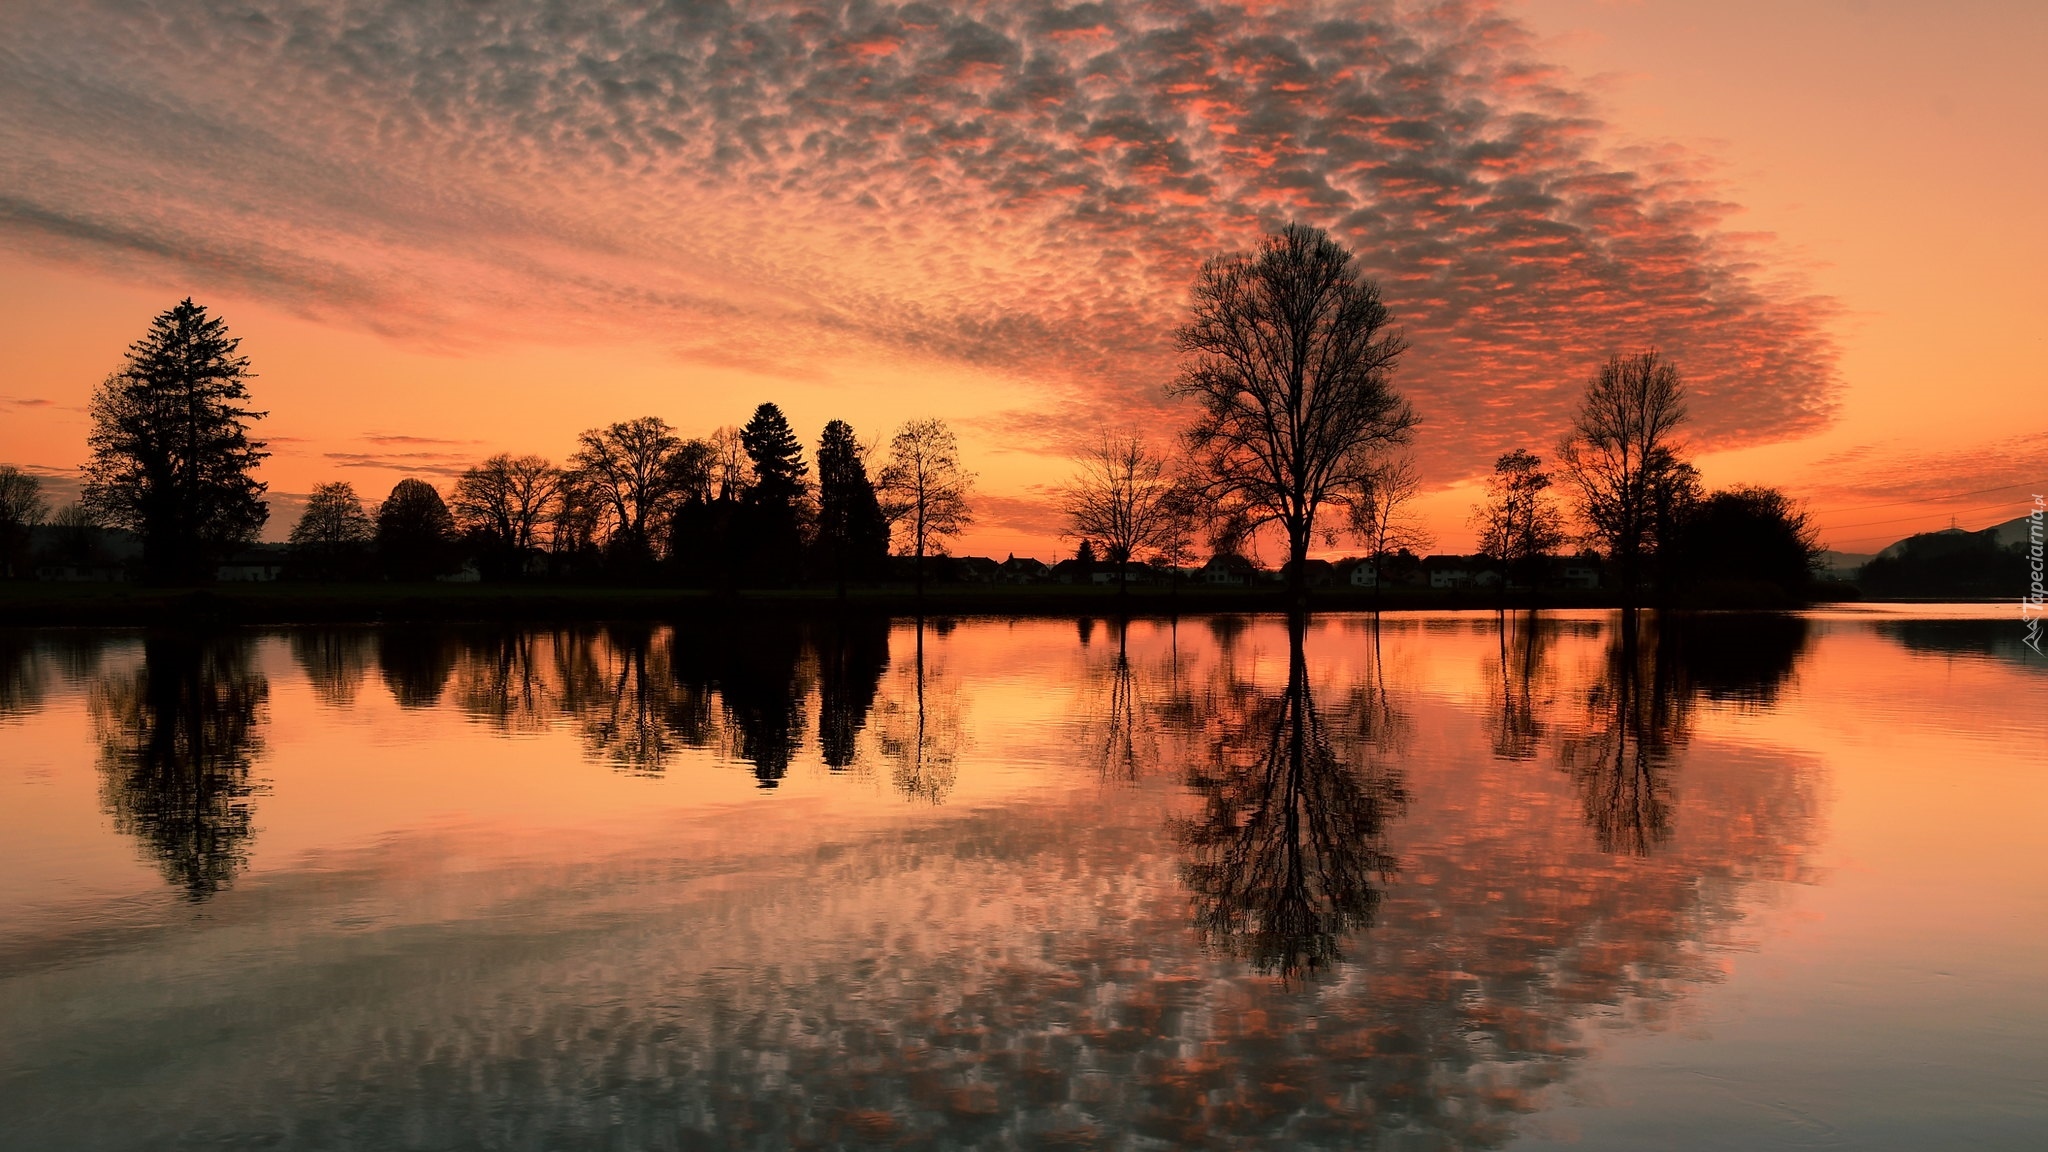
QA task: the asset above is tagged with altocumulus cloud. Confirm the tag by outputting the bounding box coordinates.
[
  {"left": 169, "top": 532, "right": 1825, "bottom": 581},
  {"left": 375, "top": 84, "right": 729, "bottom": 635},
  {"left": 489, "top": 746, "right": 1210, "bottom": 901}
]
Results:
[{"left": 0, "top": 0, "right": 1838, "bottom": 478}]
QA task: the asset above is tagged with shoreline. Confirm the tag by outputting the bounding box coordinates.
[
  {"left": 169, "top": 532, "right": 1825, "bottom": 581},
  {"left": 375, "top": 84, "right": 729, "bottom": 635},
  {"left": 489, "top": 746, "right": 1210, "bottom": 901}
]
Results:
[{"left": 0, "top": 580, "right": 1898, "bottom": 627}]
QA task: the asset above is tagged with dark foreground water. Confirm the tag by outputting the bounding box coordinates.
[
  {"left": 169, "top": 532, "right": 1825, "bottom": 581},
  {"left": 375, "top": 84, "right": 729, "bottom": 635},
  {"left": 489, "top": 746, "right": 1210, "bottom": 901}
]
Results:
[{"left": 0, "top": 607, "right": 2041, "bottom": 1151}]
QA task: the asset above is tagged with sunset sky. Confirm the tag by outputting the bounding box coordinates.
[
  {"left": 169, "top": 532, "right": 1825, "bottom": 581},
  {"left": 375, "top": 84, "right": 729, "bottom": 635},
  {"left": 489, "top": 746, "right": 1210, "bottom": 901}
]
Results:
[{"left": 2, "top": 0, "right": 2041, "bottom": 559}]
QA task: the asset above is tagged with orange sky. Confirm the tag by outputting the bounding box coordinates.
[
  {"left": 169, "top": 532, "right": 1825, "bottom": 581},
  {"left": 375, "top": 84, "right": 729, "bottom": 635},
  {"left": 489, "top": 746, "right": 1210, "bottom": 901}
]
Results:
[{"left": 1, "top": 0, "right": 2041, "bottom": 558}]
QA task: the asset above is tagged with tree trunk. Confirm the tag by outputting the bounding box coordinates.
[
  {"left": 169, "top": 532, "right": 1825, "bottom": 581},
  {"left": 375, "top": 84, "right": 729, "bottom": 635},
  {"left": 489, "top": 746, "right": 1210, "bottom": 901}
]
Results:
[{"left": 1288, "top": 522, "right": 1311, "bottom": 613}]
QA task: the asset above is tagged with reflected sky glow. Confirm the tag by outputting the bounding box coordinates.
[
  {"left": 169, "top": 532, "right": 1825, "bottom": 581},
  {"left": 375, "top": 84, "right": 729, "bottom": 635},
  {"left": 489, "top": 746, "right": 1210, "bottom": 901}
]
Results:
[{"left": 0, "top": 609, "right": 2042, "bottom": 1149}]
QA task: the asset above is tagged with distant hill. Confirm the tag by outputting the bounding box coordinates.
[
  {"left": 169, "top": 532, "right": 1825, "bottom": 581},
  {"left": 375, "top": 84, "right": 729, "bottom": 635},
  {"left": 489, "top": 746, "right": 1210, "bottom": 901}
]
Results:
[
  {"left": 1857, "top": 512, "right": 2035, "bottom": 598},
  {"left": 1816, "top": 550, "right": 1873, "bottom": 579}
]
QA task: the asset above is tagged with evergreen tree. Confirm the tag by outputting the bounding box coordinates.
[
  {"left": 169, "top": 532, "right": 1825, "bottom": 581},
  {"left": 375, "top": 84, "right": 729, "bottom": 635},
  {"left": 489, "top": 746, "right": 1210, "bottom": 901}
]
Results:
[
  {"left": 737, "top": 403, "right": 810, "bottom": 583},
  {"left": 83, "top": 299, "right": 268, "bottom": 583},
  {"left": 814, "top": 419, "right": 888, "bottom": 590}
]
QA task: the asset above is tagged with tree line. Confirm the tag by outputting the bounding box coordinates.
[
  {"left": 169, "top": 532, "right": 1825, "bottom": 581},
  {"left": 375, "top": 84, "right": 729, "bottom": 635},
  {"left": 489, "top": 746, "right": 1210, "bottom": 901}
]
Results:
[{"left": 0, "top": 225, "right": 1823, "bottom": 602}]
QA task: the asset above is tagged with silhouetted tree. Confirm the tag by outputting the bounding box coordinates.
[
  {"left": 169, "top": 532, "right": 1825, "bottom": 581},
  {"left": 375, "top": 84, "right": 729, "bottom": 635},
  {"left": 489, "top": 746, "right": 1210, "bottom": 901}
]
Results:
[
  {"left": 1057, "top": 432, "right": 1177, "bottom": 595},
  {"left": 1172, "top": 224, "right": 1417, "bottom": 606},
  {"left": 737, "top": 403, "right": 811, "bottom": 585},
  {"left": 288, "top": 481, "right": 372, "bottom": 580},
  {"left": 1348, "top": 452, "right": 1431, "bottom": 603},
  {"left": 375, "top": 478, "right": 459, "bottom": 580},
  {"left": 1557, "top": 351, "right": 1690, "bottom": 605},
  {"left": 1470, "top": 449, "right": 1565, "bottom": 599},
  {"left": 0, "top": 465, "right": 47, "bottom": 579},
  {"left": 878, "top": 418, "right": 974, "bottom": 599},
  {"left": 1670, "top": 485, "right": 1821, "bottom": 601},
  {"left": 92, "top": 633, "right": 268, "bottom": 901},
  {"left": 451, "top": 453, "right": 563, "bottom": 578},
  {"left": 814, "top": 419, "right": 890, "bottom": 593},
  {"left": 569, "top": 416, "right": 690, "bottom": 571},
  {"left": 82, "top": 299, "right": 268, "bottom": 583}
]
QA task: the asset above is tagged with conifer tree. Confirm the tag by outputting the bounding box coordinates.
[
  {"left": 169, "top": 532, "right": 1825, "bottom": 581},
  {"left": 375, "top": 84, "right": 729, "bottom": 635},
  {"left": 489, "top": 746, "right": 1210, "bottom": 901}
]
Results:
[{"left": 83, "top": 299, "right": 268, "bottom": 582}]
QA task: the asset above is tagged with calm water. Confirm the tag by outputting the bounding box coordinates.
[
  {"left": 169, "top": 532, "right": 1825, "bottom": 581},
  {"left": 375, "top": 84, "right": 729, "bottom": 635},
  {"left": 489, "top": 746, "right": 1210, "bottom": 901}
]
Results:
[{"left": 0, "top": 608, "right": 2041, "bottom": 1150}]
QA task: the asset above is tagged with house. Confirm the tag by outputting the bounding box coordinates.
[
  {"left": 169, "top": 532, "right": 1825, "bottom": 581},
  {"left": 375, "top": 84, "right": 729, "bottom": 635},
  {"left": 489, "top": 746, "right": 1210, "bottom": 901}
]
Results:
[
  {"left": 217, "top": 548, "right": 287, "bottom": 582},
  {"left": 1201, "top": 554, "right": 1259, "bottom": 586},
  {"left": 1342, "top": 559, "right": 1378, "bottom": 588},
  {"left": 436, "top": 561, "right": 483, "bottom": 583},
  {"left": 1280, "top": 558, "right": 1337, "bottom": 587},
  {"left": 1555, "top": 560, "right": 1599, "bottom": 589},
  {"left": 1049, "top": 558, "right": 1091, "bottom": 585},
  {"left": 1423, "top": 554, "right": 1500, "bottom": 590},
  {"left": 953, "top": 556, "right": 1001, "bottom": 583},
  {"left": 998, "top": 555, "right": 1050, "bottom": 583},
  {"left": 1090, "top": 561, "right": 1153, "bottom": 585}
]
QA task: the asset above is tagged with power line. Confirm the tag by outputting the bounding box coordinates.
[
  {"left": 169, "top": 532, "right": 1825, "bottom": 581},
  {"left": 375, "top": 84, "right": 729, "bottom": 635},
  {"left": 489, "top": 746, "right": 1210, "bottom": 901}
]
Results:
[
  {"left": 1805, "top": 479, "right": 2039, "bottom": 516},
  {"left": 1814, "top": 497, "right": 2030, "bottom": 533}
]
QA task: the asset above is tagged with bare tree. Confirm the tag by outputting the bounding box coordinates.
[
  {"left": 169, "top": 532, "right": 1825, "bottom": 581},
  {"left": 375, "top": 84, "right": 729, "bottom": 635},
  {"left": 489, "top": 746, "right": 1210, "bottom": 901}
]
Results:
[
  {"left": 877, "top": 418, "right": 974, "bottom": 600},
  {"left": 1557, "top": 350, "right": 1690, "bottom": 604},
  {"left": 569, "top": 417, "right": 687, "bottom": 564},
  {"left": 706, "top": 425, "right": 752, "bottom": 503},
  {"left": 1470, "top": 449, "right": 1566, "bottom": 602},
  {"left": 0, "top": 466, "right": 48, "bottom": 579},
  {"left": 1172, "top": 223, "right": 1417, "bottom": 606},
  {"left": 287, "top": 481, "right": 372, "bottom": 579},
  {"left": 1348, "top": 452, "right": 1432, "bottom": 601},
  {"left": 1056, "top": 432, "right": 1177, "bottom": 595},
  {"left": 451, "top": 454, "right": 564, "bottom": 570}
]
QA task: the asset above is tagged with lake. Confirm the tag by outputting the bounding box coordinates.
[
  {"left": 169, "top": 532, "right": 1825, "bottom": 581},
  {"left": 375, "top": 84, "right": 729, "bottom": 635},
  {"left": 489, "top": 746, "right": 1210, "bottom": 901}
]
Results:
[{"left": 1, "top": 608, "right": 2041, "bottom": 1150}]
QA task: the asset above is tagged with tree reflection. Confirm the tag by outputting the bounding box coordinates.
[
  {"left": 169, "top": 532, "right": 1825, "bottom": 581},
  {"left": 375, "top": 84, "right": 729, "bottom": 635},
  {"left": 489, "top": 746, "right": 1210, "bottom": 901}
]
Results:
[
  {"left": 450, "top": 629, "right": 560, "bottom": 733},
  {"left": 877, "top": 617, "right": 962, "bottom": 803},
  {"left": 377, "top": 629, "right": 455, "bottom": 709},
  {"left": 92, "top": 633, "right": 267, "bottom": 901},
  {"left": 717, "top": 619, "right": 811, "bottom": 789},
  {"left": 559, "top": 625, "right": 688, "bottom": 775},
  {"left": 1559, "top": 612, "right": 1810, "bottom": 854},
  {"left": 1178, "top": 617, "right": 1407, "bottom": 979},
  {"left": 1081, "top": 619, "right": 1161, "bottom": 782},
  {"left": 289, "top": 629, "right": 371, "bottom": 708},
  {"left": 1486, "top": 612, "right": 1554, "bottom": 761},
  {"left": 816, "top": 617, "right": 889, "bottom": 771},
  {"left": 0, "top": 632, "right": 104, "bottom": 720}
]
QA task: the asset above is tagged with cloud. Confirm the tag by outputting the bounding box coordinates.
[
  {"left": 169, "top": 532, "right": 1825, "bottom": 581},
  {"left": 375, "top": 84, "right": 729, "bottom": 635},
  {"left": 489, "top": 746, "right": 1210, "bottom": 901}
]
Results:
[
  {"left": 362, "top": 434, "right": 484, "bottom": 448},
  {"left": 322, "top": 452, "right": 471, "bottom": 478},
  {"left": 0, "top": 0, "right": 1839, "bottom": 481},
  {"left": 4, "top": 398, "right": 56, "bottom": 408}
]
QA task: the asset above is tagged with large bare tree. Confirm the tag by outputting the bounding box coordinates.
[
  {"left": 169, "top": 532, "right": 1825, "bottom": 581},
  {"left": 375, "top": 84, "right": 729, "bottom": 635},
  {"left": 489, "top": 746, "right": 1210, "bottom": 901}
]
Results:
[
  {"left": 1172, "top": 223, "right": 1417, "bottom": 605},
  {"left": 1556, "top": 350, "right": 1690, "bottom": 603},
  {"left": 451, "top": 454, "right": 564, "bottom": 566},
  {"left": 877, "top": 418, "right": 973, "bottom": 599},
  {"left": 1055, "top": 432, "right": 1178, "bottom": 595},
  {"left": 568, "top": 417, "right": 688, "bottom": 563}
]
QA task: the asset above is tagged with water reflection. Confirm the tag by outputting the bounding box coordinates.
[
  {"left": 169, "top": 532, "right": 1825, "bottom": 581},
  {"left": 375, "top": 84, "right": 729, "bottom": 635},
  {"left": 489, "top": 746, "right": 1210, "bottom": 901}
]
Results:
[
  {"left": 875, "top": 617, "right": 963, "bottom": 803},
  {"left": 289, "top": 628, "right": 371, "bottom": 708},
  {"left": 10, "top": 610, "right": 1996, "bottom": 1150},
  {"left": 377, "top": 628, "right": 455, "bottom": 709},
  {"left": 1177, "top": 618, "right": 1407, "bottom": 979},
  {"left": 815, "top": 617, "right": 890, "bottom": 770},
  {"left": 90, "top": 633, "right": 268, "bottom": 901},
  {"left": 1553, "top": 614, "right": 1814, "bottom": 854}
]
